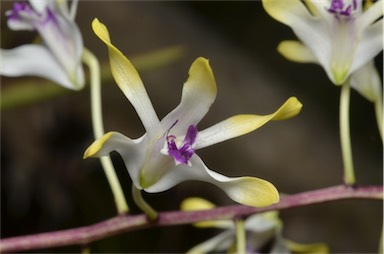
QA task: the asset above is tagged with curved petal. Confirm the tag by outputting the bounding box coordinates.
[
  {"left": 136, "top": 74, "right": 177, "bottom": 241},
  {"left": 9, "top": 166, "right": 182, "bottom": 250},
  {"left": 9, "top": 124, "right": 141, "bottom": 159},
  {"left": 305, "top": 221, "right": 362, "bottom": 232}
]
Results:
[
  {"left": 277, "top": 40, "right": 318, "bottom": 64},
  {"left": 161, "top": 57, "right": 217, "bottom": 136},
  {"left": 350, "top": 19, "right": 383, "bottom": 74},
  {"left": 0, "top": 45, "right": 79, "bottom": 90},
  {"left": 180, "top": 198, "right": 234, "bottom": 229},
  {"left": 196, "top": 97, "right": 303, "bottom": 149},
  {"left": 92, "top": 18, "right": 159, "bottom": 132},
  {"left": 145, "top": 156, "right": 279, "bottom": 207},
  {"left": 186, "top": 230, "right": 234, "bottom": 254},
  {"left": 350, "top": 60, "right": 382, "bottom": 102},
  {"left": 83, "top": 131, "right": 146, "bottom": 188},
  {"left": 262, "top": 0, "right": 331, "bottom": 74}
]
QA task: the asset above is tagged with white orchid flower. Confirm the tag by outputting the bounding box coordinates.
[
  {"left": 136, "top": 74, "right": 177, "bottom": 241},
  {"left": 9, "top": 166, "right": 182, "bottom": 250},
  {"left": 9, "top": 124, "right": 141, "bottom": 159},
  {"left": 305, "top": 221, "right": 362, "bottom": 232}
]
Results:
[
  {"left": 84, "top": 19, "right": 303, "bottom": 208},
  {"left": 181, "top": 198, "right": 329, "bottom": 254},
  {"left": 262, "top": 0, "right": 383, "bottom": 102},
  {"left": 0, "top": 0, "right": 84, "bottom": 90}
]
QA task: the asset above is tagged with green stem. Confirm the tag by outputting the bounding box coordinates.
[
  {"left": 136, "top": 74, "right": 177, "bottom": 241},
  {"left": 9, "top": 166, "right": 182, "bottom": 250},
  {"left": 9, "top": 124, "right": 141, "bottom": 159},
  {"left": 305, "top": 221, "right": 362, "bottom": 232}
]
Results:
[
  {"left": 235, "top": 218, "right": 246, "bottom": 254},
  {"left": 82, "top": 48, "right": 129, "bottom": 214},
  {"left": 374, "top": 96, "right": 383, "bottom": 140},
  {"left": 131, "top": 185, "right": 158, "bottom": 220},
  {"left": 339, "top": 81, "right": 355, "bottom": 185}
]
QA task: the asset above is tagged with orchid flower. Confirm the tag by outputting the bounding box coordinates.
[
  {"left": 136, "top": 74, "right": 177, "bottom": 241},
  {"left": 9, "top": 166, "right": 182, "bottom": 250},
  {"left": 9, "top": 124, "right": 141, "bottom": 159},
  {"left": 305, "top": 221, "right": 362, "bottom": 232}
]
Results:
[
  {"left": 181, "top": 197, "right": 329, "bottom": 254},
  {"left": 262, "top": 0, "right": 383, "bottom": 185},
  {"left": 0, "top": 0, "right": 85, "bottom": 90},
  {"left": 84, "top": 19, "right": 303, "bottom": 208},
  {"left": 262, "top": 0, "right": 383, "bottom": 102}
]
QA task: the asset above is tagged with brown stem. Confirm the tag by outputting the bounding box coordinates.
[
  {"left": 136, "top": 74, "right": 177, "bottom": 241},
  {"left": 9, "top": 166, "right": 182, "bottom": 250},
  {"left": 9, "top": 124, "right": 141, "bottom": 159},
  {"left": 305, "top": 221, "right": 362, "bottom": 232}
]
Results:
[{"left": 1, "top": 185, "right": 382, "bottom": 253}]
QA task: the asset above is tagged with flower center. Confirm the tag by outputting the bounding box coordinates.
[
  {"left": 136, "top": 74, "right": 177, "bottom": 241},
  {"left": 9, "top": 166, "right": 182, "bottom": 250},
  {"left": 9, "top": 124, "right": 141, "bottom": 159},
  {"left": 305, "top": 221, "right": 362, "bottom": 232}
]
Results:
[
  {"left": 327, "top": 0, "right": 357, "bottom": 17},
  {"left": 161, "top": 120, "right": 198, "bottom": 166}
]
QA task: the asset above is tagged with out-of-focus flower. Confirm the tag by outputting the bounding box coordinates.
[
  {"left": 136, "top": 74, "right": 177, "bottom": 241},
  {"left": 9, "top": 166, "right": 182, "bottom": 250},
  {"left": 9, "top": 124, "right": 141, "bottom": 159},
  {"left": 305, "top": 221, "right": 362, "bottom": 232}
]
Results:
[
  {"left": 181, "top": 197, "right": 329, "bottom": 254},
  {"left": 0, "top": 0, "right": 85, "bottom": 90},
  {"left": 84, "top": 19, "right": 303, "bottom": 208},
  {"left": 262, "top": 0, "right": 383, "bottom": 102}
]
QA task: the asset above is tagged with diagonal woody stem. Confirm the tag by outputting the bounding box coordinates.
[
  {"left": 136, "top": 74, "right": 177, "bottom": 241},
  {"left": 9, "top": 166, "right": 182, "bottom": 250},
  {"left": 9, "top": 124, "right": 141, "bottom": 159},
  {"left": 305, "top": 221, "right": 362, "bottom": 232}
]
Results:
[{"left": 1, "top": 185, "right": 382, "bottom": 253}]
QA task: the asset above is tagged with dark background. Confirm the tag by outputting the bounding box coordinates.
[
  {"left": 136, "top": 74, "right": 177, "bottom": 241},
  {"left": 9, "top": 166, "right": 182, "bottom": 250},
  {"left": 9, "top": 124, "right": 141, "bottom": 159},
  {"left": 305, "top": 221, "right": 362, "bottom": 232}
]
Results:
[{"left": 1, "top": 1, "right": 383, "bottom": 253}]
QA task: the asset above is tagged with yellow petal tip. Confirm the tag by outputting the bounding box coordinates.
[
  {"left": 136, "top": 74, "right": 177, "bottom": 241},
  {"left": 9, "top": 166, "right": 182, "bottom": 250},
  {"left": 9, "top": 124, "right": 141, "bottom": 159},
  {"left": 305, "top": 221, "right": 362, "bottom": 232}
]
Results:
[{"left": 83, "top": 132, "right": 114, "bottom": 159}]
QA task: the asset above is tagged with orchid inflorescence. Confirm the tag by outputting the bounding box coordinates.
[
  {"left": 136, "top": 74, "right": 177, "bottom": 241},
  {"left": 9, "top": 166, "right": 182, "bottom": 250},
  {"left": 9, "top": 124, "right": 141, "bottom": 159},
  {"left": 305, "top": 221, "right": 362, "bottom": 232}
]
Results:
[{"left": 1, "top": 0, "right": 382, "bottom": 253}]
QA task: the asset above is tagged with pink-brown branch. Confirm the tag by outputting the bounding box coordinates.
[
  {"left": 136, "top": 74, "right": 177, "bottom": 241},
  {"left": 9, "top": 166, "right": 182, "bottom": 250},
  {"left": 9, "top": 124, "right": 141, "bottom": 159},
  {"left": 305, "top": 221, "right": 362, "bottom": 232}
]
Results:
[{"left": 1, "top": 185, "right": 382, "bottom": 253}]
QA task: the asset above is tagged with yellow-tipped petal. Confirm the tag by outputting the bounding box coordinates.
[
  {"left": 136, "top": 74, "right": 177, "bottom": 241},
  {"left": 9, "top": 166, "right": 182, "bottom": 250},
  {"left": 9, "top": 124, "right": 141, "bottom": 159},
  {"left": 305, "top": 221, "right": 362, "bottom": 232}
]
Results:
[
  {"left": 277, "top": 40, "right": 318, "bottom": 64},
  {"left": 83, "top": 132, "right": 114, "bottom": 159},
  {"left": 196, "top": 97, "right": 303, "bottom": 149},
  {"left": 181, "top": 197, "right": 216, "bottom": 211},
  {"left": 181, "top": 198, "right": 233, "bottom": 228},
  {"left": 225, "top": 176, "right": 279, "bottom": 207},
  {"left": 272, "top": 96, "right": 303, "bottom": 120},
  {"left": 286, "top": 240, "right": 329, "bottom": 253},
  {"left": 92, "top": 18, "right": 159, "bottom": 131},
  {"left": 160, "top": 57, "right": 217, "bottom": 133}
]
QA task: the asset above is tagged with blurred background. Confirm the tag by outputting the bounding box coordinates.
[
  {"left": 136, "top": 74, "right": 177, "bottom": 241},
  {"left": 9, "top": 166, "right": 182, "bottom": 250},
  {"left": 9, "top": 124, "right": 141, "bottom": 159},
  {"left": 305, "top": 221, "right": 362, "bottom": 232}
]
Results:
[{"left": 1, "top": 1, "right": 383, "bottom": 253}]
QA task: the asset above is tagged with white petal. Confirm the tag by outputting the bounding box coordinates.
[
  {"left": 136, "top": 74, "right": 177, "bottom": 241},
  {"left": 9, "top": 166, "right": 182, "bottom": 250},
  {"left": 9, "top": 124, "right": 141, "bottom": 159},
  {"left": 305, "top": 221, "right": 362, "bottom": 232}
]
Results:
[
  {"left": 92, "top": 19, "right": 160, "bottom": 132},
  {"left": 83, "top": 132, "right": 146, "bottom": 189},
  {"left": 36, "top": 11, "right": 85, "bottom": 89},
  {"left": 160, "top": 57, "right": 217, "bottom": 136},
  {"left": 350, "top": 60, "right": 382, "bottom": 102},
  {"left": 0, "top": 45, "right": 79, "bottom": 90},
  {"left": 196, "top": 97, "right": 302, "bottom": 149},
  {"left": 186, "top": 230, "right": 234, "bottom": 254},
  {"left": 29, "top": 0, "right": 50, "bottom": 14},
  {"left": 145, "top": 156, "right": 279, "bottom": 207},
  {"left": 350, "top": 19, "right": 383, "bottom": 74},
  {"left": 357, "top": 0, "right": 384, "bottom": 31}
]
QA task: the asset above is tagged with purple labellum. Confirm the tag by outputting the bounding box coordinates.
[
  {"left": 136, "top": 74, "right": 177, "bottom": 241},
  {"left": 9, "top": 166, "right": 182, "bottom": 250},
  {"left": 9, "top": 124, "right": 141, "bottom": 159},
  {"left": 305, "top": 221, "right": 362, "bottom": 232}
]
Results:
[
  {"left": 165, "top": 122, "right": 198, "bottom": 165},
  {"left": 8, "top": 2, "right": 33, "bottom": 21},
  {"left": 328, "top": 0, "right": 357, "bottom": 17}
]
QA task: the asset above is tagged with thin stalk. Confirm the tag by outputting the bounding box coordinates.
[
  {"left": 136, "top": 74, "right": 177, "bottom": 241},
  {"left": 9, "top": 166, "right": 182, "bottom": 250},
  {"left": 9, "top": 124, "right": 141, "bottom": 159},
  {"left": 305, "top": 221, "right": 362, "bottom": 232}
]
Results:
[
  {"left": 374, "top": 97, "right": 383, "bottom": 140},
  {"left": 82, "top": 48, "right": 129, "bottom": 214},
  {"left": 339, "top": 81, "right": 355, "bottom": 185},
  {"left": 235, "top": 219, "right": 246, "bottom": 254},
  {"left": 132, "top": 185, "right": 158, "bottom": 220}
]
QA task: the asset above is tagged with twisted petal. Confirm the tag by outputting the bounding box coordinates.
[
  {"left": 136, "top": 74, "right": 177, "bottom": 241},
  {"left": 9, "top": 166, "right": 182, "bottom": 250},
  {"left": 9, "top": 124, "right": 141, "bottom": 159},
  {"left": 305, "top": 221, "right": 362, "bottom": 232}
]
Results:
[
  {"left": 161, "top": 57, "right": 217, "bottom": 136},
  {"left": 277, "top": 40, "right": 318, "bottom": 64},
  {"left": 0, "top": 45, "right": 79, "bottom": 90},
  {"left": 92, "top": 18, "right": 160, "bottom": 132},
  {"left": 83, "top": 131, "right": 146, "bottom": 188},
  {"left": 196, "top": 97, "right": 302, "bottom": 149},
  {"left": 145, "top": 156, "right": 279, "bottom": 207},
  {"left": 350, "top": 60, "right": 382, "bottom": 102}
]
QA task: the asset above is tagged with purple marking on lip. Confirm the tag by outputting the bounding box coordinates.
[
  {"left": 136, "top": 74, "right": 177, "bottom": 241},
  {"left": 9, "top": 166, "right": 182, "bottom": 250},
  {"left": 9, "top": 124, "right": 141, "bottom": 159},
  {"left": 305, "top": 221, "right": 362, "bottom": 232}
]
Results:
[{"left": 165, "top": 122, "right": 198, "bottom": 165}]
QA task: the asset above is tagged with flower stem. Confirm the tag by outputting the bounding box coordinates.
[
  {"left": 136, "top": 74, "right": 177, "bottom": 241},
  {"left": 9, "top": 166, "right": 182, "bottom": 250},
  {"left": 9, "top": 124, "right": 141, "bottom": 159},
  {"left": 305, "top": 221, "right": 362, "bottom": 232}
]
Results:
[
  {"left": 132, "top": 185, "right": 158, "bottom": 220},
  {"left": 374, "top": 96, "right": 383, "bottom": 140},
  {"left": 339, "top": 81, "right": 355, "bottom": 185},
  {"left": 235, "top": 218, "right": 246, "bottom": 254},
  {"left": 82, "top": 48, "right": 129, "bottom": 214}
]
